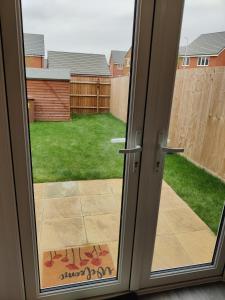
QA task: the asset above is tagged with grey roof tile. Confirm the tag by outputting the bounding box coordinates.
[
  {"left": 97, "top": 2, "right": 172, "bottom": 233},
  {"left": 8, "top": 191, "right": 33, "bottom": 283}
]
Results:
[
  {"left": 24, "top": 33, "right": 45, "bottom": 56},
  {"left": 110, "top": 50, "right": 127, "bottom": 64},
  {"left": 179, "top": 31, "right": 225, "bottom": 56},
  {"left": 48, "top": 51, "right": 110, "bottom": 76},
  {"left": 26, "top": 68, "right": 70, "bottom": 80}
]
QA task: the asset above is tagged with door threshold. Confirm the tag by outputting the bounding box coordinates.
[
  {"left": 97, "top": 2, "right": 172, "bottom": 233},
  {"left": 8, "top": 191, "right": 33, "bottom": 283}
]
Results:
[{"left": 136, "top": 275, "right": 223, "bottom": 296}]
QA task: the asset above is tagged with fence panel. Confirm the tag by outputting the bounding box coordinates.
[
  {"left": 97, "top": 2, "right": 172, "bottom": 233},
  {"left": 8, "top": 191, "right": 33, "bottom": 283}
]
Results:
[
  {"left": 168, "top": 67, "right": 225, "bottom": 181},
  {"left": 110, "top": 76, "right": 129, "bottom": 122},
  {"left": 70, "top": 75, "right": 111, "bottom": 114},
  {"left": 109, "top": 68, "right": 225, "bottom": 181}
]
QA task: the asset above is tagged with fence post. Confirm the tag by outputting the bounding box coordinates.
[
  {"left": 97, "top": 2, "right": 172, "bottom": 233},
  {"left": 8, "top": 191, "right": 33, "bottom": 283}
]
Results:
[{"left": 96, "top": 78, "right": 100, "bottom": 113}]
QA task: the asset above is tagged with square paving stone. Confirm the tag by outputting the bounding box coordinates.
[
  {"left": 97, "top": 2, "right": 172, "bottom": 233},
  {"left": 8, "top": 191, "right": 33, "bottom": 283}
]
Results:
[
  {"left": 42, "top": 181, "right": 80, "bottom": 199},
  {"left": 40, "top": 217, "right": 87, "bottom": 251},
  {"left": 84, "top": 214, "right": 120, "bottom": 243}
]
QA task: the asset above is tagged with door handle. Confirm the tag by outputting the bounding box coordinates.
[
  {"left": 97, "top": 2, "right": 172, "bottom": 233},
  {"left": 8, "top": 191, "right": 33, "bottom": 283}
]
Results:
[
  {"left": 155, "top": 131, "right": 185, "bottom": 173},
  {"left": 119, "top": 145, "right": 142, "bottom": 154},
  {"left": 161, "top": 147, "right": 184, "bottom": 154},
  {"left": 113, "top": 130, "right": 142, "bottom": 173}
]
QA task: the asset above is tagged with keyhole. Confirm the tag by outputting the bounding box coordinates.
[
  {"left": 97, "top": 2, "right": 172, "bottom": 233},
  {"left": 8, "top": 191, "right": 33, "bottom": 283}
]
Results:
[{"left": 156, "top": 161, "right": 160, "bottom": 170}]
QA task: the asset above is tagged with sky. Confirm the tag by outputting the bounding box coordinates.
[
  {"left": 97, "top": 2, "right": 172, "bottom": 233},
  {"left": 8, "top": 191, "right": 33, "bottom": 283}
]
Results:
[{"left": 21, "top": 0, "right": 225, "bottom": 60}]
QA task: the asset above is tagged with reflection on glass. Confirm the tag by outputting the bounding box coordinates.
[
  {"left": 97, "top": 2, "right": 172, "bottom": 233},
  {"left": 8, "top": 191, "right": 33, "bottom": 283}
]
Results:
[
  {"left": 151, "top": 0, "right": 225, "bottom": 272},
  {"left": 22, "top": 0, "right": 135, "bottom": 289}
]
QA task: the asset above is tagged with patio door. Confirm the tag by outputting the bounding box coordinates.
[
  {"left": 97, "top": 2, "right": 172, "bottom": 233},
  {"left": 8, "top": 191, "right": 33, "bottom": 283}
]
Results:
[
  {"left": 0, "top": 0, "right": 156, "bottom": 299},
  {"left": 1, "top": 0, "right": 225, "bottom": 299},
  {"left": 131, "top": 0, "right": 225, "bottom": 293}
]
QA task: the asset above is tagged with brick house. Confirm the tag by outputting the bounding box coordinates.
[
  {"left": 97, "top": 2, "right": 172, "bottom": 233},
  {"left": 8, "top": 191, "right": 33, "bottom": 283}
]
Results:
[
  {"left": 123, "top": 48, "right": 132, "bottom": 76},
  {"left": 178, "top": 31, "right": 225, "bottom": 69},
  {"left": 109, "top": 50, "right": 127, "bottom": 77},
  {"left": 24, "top": 33, "right": 45, "bottom": 68}
]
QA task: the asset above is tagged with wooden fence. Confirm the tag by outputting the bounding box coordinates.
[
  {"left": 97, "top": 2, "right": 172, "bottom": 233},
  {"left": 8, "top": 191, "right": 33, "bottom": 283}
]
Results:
[
  {"left": 70, "top": 75, "right": 111, "bottom": 114},
  {"left": 110, "top": 67, "right": 225, "bottom": 181},
  {"left": 110, "top": 76, "right": 129, "bottom": 122},
  {"left": 168, "top": 67, "right": 225, "bottom": 181}
]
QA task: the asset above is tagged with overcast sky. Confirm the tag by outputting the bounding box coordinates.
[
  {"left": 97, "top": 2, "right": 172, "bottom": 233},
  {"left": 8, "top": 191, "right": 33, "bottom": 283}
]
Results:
[{"left": 21, "top": 0, "right": 225, "bottom": 60}]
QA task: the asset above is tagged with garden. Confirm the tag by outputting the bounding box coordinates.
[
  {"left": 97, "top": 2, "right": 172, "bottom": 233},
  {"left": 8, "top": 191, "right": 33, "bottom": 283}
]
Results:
[{"left": 30, "top": 113, "right": 225, "bottom": 234}]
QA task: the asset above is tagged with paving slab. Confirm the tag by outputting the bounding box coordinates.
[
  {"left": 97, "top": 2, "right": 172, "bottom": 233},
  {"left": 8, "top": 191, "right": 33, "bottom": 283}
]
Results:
[{"left": 34, "top": 179, "right": 217, "bottom": 277}]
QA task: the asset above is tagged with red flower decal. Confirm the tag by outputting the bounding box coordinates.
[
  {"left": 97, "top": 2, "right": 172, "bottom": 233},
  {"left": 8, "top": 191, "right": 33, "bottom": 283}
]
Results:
[
  {"left": 66, "top": 263, "right": 79, "bottom": 270},
  {"left": 91, "top": 257, "right": 102, "bottom": 266},
  {"left": 85, "top": 252, "right": 93, "bottom": 258},
  {"left": 80, "top": 259, "right": 89, "bottom": 267},
  {"left": 99, "top": 250, "right": 109, "bottom": 256},
  {"left": 44, "top": 260, "right": 54, "bottom": 268},
  {"left": 61, "top": 256, "right": 69, "bottom": 262}
]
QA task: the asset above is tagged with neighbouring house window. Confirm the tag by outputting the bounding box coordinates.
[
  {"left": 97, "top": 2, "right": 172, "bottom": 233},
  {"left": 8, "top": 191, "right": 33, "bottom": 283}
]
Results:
[
  {"left": 197, "top": 56, "right": 209, "bottom": 66},
  {"left": 117, "top": 64, "right": 123, "bottom": 70},
  {"left": 182, "top": 57, "right": 190, "bottom": 66},
  {"left": 125, "top": 58, "right": 130, "bottom": 66}
]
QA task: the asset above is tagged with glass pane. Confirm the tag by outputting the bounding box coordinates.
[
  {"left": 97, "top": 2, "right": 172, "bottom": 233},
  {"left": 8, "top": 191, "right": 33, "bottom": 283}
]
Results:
[
  {"left": 152, "top": 0, "right": 225, "bottom": 272},
  {"left": 21, "top": 0, "right": 135, "bottom": 290}
]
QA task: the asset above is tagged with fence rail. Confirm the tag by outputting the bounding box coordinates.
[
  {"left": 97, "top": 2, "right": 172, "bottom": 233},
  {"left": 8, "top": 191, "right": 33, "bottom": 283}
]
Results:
[{"left": 70, "top": 75, "right": 111, "bottom": 114}]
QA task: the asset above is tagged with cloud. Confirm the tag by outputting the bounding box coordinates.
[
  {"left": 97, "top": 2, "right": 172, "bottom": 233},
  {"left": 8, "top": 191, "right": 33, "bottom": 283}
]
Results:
[
  {"left": 21, "top": 0, "right": 225, "bottom": 58},
  {"left": 180, "top": 0, "right": 225, "bottom": 45},
  {"left": 21, "top": 0, "right": 135, "bottom": 59}
]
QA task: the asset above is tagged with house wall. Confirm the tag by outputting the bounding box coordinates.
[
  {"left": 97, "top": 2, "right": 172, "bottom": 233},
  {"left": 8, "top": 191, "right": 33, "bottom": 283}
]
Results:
[
  {"left": 123, "top": 49, "right": 131, "bottom": 76},
  {"left": 26, "top": 79, "right": 70, "bottom": 121},
  {"left": 123, "top": 66, "right": 130, "bottom": 76},
  {"left": 25, "top": 56, "right": 44, "bottom": 68},
  {"left": 178, "top": 48, "right": 225, "bottom": 69},
  {"left": 209, "top": 49, "right": 225, "bottom": 66},
  {"left": 109, "top": 63, "right": 124, "bottom": 77}
]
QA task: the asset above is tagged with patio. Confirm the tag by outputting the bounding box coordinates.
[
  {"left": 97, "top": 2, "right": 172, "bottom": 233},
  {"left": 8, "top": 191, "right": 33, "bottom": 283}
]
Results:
[{"left": 34, "top": 179, "right": 216, "bottom": 281}]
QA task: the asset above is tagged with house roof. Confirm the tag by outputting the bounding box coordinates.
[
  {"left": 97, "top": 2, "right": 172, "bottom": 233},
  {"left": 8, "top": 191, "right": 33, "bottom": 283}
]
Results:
[
  {"left": 26, "top": 68, "right": 70, "bottom": 81},
  {"left": 47, "top": 51, "right": 111, "bottom": 76},
  {"left": 110, "top": 50, "right": 127, "bottom": 65},
  {"left": 24, "top": 33, "right": 45, "bottom": 56},
  {"left": 179, "top": 31, "right": 225, "bottom": 57}
]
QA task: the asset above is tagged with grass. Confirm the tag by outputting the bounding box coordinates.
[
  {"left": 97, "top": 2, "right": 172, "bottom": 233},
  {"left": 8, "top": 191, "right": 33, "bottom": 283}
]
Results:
[
  {"left": 30, "top": 114, "right": 125, "bottom": 183},
  {"left": 30, "top": 113, "right": 225, "bottom": 234},
  {"left": 164, "top": 154, "right": 225, "bottom": 234}
]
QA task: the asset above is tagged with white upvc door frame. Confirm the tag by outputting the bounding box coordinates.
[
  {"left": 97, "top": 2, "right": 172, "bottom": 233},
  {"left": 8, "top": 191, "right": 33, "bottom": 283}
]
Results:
[
  {"left": 0, "top": 27, "right": 25, "bottom": 300},
  {"left": 131, "top": 0, "right": 225, "bottom": 293},
  {"left": 0, "top": 0, "right": 156, "bottom": 299}
]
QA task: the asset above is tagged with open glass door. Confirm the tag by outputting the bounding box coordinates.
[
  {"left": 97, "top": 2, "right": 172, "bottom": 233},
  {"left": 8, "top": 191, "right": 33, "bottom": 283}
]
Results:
[
  {"left": 0, "top": 0, "right": 156, "bottom": 299},
  {"left": 132, "top": 0, "right": 225, "bottom": 292}
]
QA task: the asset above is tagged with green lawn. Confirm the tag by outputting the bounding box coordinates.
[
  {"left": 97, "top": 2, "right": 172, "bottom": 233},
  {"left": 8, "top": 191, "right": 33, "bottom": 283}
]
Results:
[
  {"left": 30, "top": 113, "right": 225, "bottom": 234},
  {"left": 30, "top": 114, "right": 125, "bottom": 183},
  {"left": 164, "top": 154, "right": 225, "bottom": 234}
]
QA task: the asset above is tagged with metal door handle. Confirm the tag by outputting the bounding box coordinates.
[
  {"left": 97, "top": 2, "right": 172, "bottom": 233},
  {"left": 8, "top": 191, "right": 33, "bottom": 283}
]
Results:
[
  {"left": 161, "top": 147, "right": 184, "bottom": 154},
  {"left": 119, "top": 145, "right": 142, "bottom": 154},
  {"left": 155, "top": 131, "right": 185, "bottom": 173}
]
